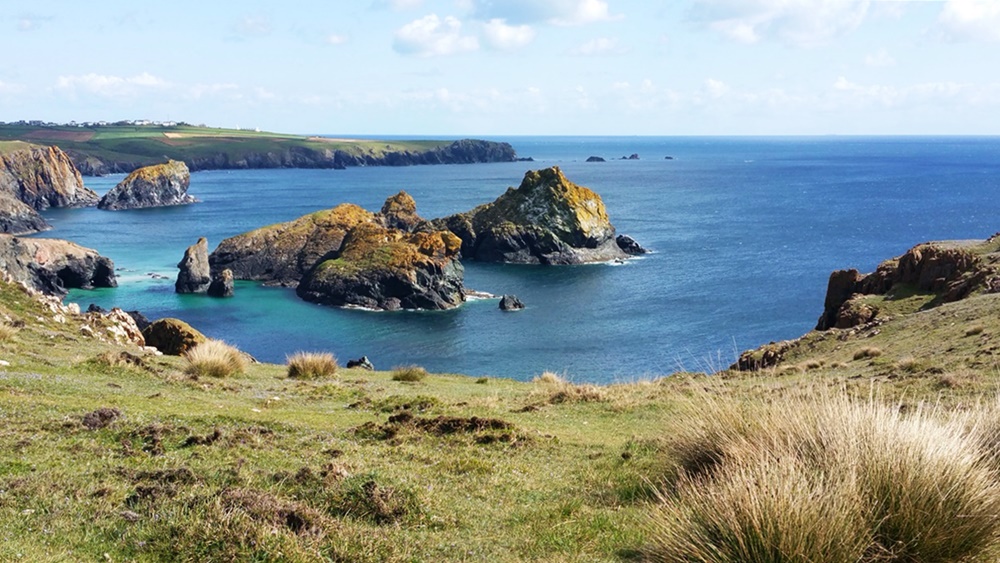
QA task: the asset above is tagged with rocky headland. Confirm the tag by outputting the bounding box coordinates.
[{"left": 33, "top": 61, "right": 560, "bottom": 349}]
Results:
[
  {"left": 431, "top": 167, "right": 631, "bottom": 264},
  {"left": 97, "top": 160, "right": 195, "bottom": 210},
  {"left": 0, "top": 234, "right": 116, "bottom": 296},
  {"left": 0, "top": 145, "right": 101, "bottom": 234}
]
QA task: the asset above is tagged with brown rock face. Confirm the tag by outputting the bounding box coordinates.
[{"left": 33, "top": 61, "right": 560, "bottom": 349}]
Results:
[
  {"left": 0, "top": 193, "right": 50, "bottom": 235},
  {"left": 0, "top": 234, "right": 116, "bottom": 296},
  {"left": 0, "top": 146, "right": 99, "bottom": 210},
  {"left": 380, "top": 191, "right": 423, "bottom": 231},
  {"left": 431, "top": 167, "right": 629, "bottom": 264}
]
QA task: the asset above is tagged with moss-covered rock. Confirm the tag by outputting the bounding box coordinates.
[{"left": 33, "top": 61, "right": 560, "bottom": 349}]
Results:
[
  {"left": 97, "top": 160, "right": 195, "bottom": 210},
  {"left": 296, "top": 223, "right": 464, "bottom": 311},
  {"left": 431, "top": 166, "right": 629, "bottom": 264},
  {"left": 141, "top": 318, "right": 207, "bottom": 355}
]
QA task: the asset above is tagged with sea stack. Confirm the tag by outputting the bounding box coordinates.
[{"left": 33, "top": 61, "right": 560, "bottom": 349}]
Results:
[
  {"left": 176, "top": 238, "right": 212, "bottom": 294},
  {"left": 98, "top": 160, "right": 195, "bottom": 210}
]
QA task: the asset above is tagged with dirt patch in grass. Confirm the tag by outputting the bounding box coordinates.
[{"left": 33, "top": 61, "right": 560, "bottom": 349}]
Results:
[
  {"left": 354, "top": 412, "right": 525, "bottom": 445},
  {"left": 82, "top": 407, "right": 122, "bottom": 430},
  {"left": 182, "top": 428, "right": 222, "bottom": 447},
  {"left": 221, "top": 488, "right": 328, "bottom": 535}
]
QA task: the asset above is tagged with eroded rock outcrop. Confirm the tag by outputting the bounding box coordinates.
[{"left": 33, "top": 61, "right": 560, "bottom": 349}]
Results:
[
  {"left": 431, "top": 167, "right": 629, "bottom": 264},
  {"left": 98, "top": 160, "right": 195, "bottom": 210},
  {"left": 816, "top": 241, "right": 996, "bottom": 331},
  {"left": 296, "top": 223, "right": 465, "bottom": 311},
  {"left": 207, "top": 269, "right": 235, "bottom": 298},
  {"left": 176, "top": 238, "right": 211, "bottom": 294},
  {"left": 0, "top": 234, "right": 116, "bottom": 296},
  {"left": 0, "top": 145, "right": 99, "bottom": 210},
  {"left": 0, "top": 194, "right": 50, "bottom": 235}
]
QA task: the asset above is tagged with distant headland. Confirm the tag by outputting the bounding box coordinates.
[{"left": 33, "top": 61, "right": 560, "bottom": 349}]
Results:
[{"left": 0, "top": 120, "right": 518, "bottom": 176}]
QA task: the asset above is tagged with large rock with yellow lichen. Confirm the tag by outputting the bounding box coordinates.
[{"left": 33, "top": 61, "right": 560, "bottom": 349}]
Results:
[
  {"left": 432, "top": 166, "right": 628, "bottom": 264},
  {"left": 97, "top": 160, "right": 195, "bottom": 210},
  {"left": 296, "top": 223, "right": 465, "bottom": 311}
]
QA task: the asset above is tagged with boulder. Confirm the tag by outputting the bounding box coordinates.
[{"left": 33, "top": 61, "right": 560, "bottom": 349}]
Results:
[
  {"left": 616, "top": 234, "right": 648, "bottom": 255},
  {"left": 97, "top": 160, "right": 195, "bottom": 210},
  {"left": 142, "top": 318, "right": 207, "bottom": 355},
  {"left": 209, "top": 203, "right": 375, "bottom": 286},
  {"left": 586, "top": 156, "right": 606, "bottom": 163},
  {"left": 0, "top": 234, "right": 116, "bottom": 296},
  {"left": 431, "top": 167, "right": 629, "bottom": 264},
  {"left": 379, "top": 191, "right": 423, "bottom": 232},
  {"left": 499, "top": 294, "right": 525, "bottom": 311},
  {"left": 176, "top": 238, "right": 211, "bottom": 294},
  {"left": 834, "top": 295, "right": 880, "bottom": 329},
  {"left": 296, "top": 223, "right": 465, "bottom": 311},
  {"left": 207, "top": 268, "right": 235, "bottom": 298},
  {"left": 346, "top": 356, "right": 375, "bottom": 370}
]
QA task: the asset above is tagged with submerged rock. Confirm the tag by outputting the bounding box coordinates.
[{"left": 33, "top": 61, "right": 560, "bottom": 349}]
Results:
[
  {"left": 432, "top": 166, "right": 629, "bottom": 264},
  {"left": 499, "top": 294, "right": 525, "bottom": 311},
  {"left": 0, "top": 234, "right": 116, "bottom": 295},
  {"left": 207, "top": 268, "right": 235, "bottom": 298},
  {"left": 97, "top": 160, "right": 195, "bottom": 210},
  {"left": 176, "top": 238, "right": 211, "bottom": 294}
]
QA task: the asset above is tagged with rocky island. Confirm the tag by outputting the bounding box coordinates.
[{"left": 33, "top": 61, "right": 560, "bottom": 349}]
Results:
[{"left": 97, "top": 160, "right": 195, "bottom": 210}]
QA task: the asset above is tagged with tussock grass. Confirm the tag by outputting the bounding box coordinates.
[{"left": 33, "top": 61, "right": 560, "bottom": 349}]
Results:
[
  {"left": 0, "top": 322, "right": 18, "bottom": 342},
  {"left": 286, "top": 351, "right": 338, "bottom": 379},
  {"left": 648, "top": 392, "right": 1000, "bottom": 562},
  {"left": 183, "top": 340, "right": 248, "bottom": 378},
  {"left": 966, "top": 325, "right": 986, "bottom": 336},
  {"left": 853, "top": 346, "right": 883, "bottom": 360},
  {"left": 531, "top": 371, "right": 605, "bottom": 403},
  {"left": 533, "top": 371, "right": 567, "bottom": 385},
  {"left": 391, "top": 365, "right": 428, "bottom": 382}
]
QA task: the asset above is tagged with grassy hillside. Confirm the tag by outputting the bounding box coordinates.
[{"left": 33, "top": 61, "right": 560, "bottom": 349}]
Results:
[
  {"left": 4, "top": 246, "right": 1000, "bottom": 559},
  {"left": 0, "top": 123, "right": 459, "bottom": 169}
]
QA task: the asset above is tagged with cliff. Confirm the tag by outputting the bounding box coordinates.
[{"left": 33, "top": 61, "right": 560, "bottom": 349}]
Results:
[
  {"left": 431, "top": 167, "right": 629, "bottom": 264},
  {"left": 97, "top": 160, "right": 195, "bottom": 210},
  {"left": 0, "top": 234, "right": 116, "bottom": 295},
  {"left": 0, "top": 146, "right": 98, "bottom": 209}
]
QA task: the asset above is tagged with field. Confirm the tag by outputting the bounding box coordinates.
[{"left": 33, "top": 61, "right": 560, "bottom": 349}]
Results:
[{"left": 0, "top": 123, "right": 456, "bottom": 169}]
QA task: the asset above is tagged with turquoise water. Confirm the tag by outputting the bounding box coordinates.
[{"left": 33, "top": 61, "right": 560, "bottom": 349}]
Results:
[{"left": 45, "top": 136, "right": 1000, "bottom": 381}]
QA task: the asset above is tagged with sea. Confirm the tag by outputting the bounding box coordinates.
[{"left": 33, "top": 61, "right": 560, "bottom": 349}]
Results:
[{"left": 38, "top": 136, "right": 1000, "bottom": 383}]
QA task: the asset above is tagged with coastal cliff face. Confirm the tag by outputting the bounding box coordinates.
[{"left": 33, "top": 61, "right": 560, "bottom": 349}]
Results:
[
  {"left": 0, "top": 234, "right": 116, "bottom": 296},
  {"left": 209, "top": 203, "right": 375, "bottom": 286},
  {"left": 0, "top": 194, "right": 50, "bottom": 235},
  {"left": 97, "top": 160, "right": 195, "bottom": 210},
  {"left": 70, "top": 139, "right": 517, "bottom": 176},
  {"left": 432, "top": 166, "right": 627, "bottom": 264},
  {"left": 0, "top": 146, "right": 99, "bottom": 210}
]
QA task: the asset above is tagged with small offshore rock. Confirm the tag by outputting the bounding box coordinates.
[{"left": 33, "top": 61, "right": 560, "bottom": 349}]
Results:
[
  {"left": 176, "top": 238, "right": 211, "bottom": 294},
  {"left": 207, "top": 268, "right": 235, "bottom": 298},
  {"left": 586, "top": 156, "right": 606, "bottom": 162},
  {"left": 347, "top": 356, "right": 375, "bottom": 371},
  {"left": 616, "top": 234, "right": 648, "bottom": 255},
  {"left": 499, "top": 294, "right": 525, "bottom": 311},
  {"left": 664, "top": 156, "right": 674, "bottom": 160}
]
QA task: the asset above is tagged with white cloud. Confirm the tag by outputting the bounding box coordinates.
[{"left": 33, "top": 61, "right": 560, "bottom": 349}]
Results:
[
  {"left": 326, "top": 34, "right": 349, "bottom": 45},
  {"left": 234, "top": 15, "right": 272, "bottom": 37},
  {"left": 937, "top": 0, "right": 1000, "bottom": 42},
  {"left": 704, "top": 78, "right": 730, "bottom": 99},
  {"left": 689, "top": 0, "right": 871, "bottom": 47},
  {"left": 372, "top": 0, "right": 424, "bottom": 10},
  {"left": 864, "top": 49, "right": 895, "bottom": 68},
  {"left": 482, "top": 18, "right": 536, "bottom": 50},
  {"left": 571, "top": 37, "right": 628, "bottom": 56},
  {"left": 56, "top": 72, "right": 168, "bottom": 98},
  {"left": 393, "top": 14, "right": 479, "bottom": 56},
  {"left": 0, "top": 80, "right": 23, "bottom": 94},
  {"left": 470, "top": 0, "right": 619, "bottom": 26},
  {"left": 187, "top": 83, "right": 240, "bottom": 100}
]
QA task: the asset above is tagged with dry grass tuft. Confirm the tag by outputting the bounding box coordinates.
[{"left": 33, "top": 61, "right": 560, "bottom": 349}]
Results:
[
  {"left": 391, "top": 365, "right": 428, "bottom": 382},
  {"left": 0, "top": 322, "right": 18, "bottom": 342},
  {"left": 966, "top": 325, "right": 985, "bottom": 337},
  {"left": 853, "top": 347, "right": 883, "bottom": 361},
  {"left": 648, "top": 393, "right": 1000, "bottom": 562},
  {"left": 286, "top": 351, "right": 338, "bottom": 379},
  {"left": 533, "top": 371, "right": 568, "bottom": 385},
  {"left": 184, "top": 340, "right": 248, "bottom": 378}
]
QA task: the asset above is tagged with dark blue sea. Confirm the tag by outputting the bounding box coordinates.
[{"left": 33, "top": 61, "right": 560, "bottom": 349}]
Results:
[{"left": 42, "top": 136, "right": 1000, "bottom": 382}]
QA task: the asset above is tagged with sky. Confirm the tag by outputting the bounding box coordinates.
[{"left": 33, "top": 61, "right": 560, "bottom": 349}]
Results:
[{"left": 1, "top": 0, "right": 999, "bottom": 136}]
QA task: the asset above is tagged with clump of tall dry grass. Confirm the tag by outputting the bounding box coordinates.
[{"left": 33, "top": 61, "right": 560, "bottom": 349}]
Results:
[
  {"left": 183, "top": 339, "right": 248, "bottom": 378},
  {"left": 286, "top": 351, "right": 338, "bottom": 379},
  {"left": 647, "top": 392, "right": 1000, "bottom": 562}
]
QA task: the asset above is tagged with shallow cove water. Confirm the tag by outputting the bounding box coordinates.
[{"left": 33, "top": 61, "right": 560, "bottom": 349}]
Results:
[{"left": 44, "top": 136, "right": 1000, "bottom": 382}]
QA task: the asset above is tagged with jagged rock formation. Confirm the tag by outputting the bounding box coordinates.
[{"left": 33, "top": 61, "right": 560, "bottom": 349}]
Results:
[
  {"left": 816, "top": 241, "right": 997, "bottom": 331},
  {"left": 0, "top": 234, "right": 116, "bottom": 295},
  {"left": 499, "top": 294, "right": 525, "bottom": 311},
  {"left": 141, "top": 318, "right": 207, "bottom": 355},
  {"left": 296, "top": 223, "right": 465, "bottom": 311},
  {"left": 210, "top": 204, "right": 375, "bottom": 286},
  {"left": 176, "top": 238, "right": 212, "bottom": 294},
  {"left": 379, "top": 191, "right": 423, "bottom": 231},
  {"left": 431, "top": 167, "right": 629, "bottom": 264},
  {"left": 616, "top": 235, "right": 648, "bottom": 255},
  {"left": 70, "top": 139, "right": 517, "bottom": 175},
  {"left": 0, "top": 145, "right": 100, "bottom": 234},
  {"left": 98, "top": 160, "right": 195, "bottom": 210},
  {"left": 207, "top": 269, "right": 234, "bottom": 298}
]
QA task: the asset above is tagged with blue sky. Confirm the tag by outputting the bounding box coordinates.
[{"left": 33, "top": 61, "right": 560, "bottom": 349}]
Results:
[{"left": 2, "top": 0, "right": 999, "bottom": 135}]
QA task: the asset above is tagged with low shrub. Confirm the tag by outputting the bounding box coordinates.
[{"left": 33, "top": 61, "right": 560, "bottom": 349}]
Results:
[
  {"left": 391, "top": 365, "right": 427, "bottom": 382},
  {"left": 184, "top": 340, "right": 248, "bottom": 378},
  {"left": 853, "top": 347, "right": 883, "bottom": 361},
  {"left": 0, "top": 323, "right": 18, "bottom": 342},
  {"left": 286, "top": 351, "right": 338, "bottom": 379}
]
